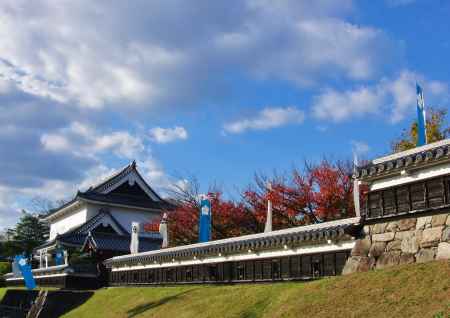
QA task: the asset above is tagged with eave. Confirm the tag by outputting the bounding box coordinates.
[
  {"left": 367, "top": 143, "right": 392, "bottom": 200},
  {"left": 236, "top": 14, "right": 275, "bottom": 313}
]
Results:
[
  {"left": 41, "top": 200, "right": 84, "bottom": 222},
  {"left": 78, "top": 197, "right": 166, "bottom": 213},
  {"left": 104, "top": 217, "right": 361, "bottom": 268},
  {"left": 355, "top": 139, "right": 450, "bottom": 182}
]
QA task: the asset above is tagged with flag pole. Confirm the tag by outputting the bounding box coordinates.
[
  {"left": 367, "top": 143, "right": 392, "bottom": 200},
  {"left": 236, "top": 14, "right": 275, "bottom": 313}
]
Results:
[
  {"left": 353, "top": 152, "right": 361, "bottom": 218},
  {"left": 264, "top": 182, "right": 273, "bottom": 233},
  {"left": 416, "top": 83, "right": 427, "bottom": 146}
]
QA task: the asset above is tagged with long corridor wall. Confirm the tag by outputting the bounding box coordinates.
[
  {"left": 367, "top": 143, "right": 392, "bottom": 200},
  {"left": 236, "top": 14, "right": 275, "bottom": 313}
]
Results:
[{"left": 109, "top": 250, "right": 350, "bottom": 285}]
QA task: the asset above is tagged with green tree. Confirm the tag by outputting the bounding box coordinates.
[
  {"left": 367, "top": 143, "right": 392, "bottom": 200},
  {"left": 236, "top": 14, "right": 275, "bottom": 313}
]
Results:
[
  {"left": 5, "top": 211, "right": 49, "bottom": 257},
  {"left": 391, "top": 108, "right": 450, "bottom": 153}
]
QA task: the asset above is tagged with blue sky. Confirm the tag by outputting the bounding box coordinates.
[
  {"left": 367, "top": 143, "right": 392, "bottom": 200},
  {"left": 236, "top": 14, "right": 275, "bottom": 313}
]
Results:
[{"left": 0, "top": 0, "right": 449, "bottom": 229}]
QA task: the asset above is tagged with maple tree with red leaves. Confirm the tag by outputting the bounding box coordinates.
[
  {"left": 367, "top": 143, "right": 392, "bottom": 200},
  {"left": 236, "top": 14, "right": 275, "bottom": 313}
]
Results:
[
  {"left": 242, "top": 160, "right": 355, "bottom": 231},
  {"left": 145, "top": 160, "right": 357, "bottom": 247}
]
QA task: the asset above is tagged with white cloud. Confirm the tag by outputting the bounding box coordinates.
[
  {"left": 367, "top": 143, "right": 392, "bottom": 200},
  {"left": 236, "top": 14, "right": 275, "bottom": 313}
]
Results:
[
  {"left": 41, "top": 122, "right": 145, "bottom": 160},
  {"left": 40, "top": 134, "right": 71, "bottom": 152},
  {"left": 149, "top": 126, "right": 188, "bottom": 144},
  {"left": 0, "top": 0, "right": 418, "bottom": 229},
  {"left": 224, "top": 106, "right": 305, "bottom": 134},
  {"left": 0, "top": 78, "right": 12, "bottom": 94},
  {"left": 312, "top": 86, "right": 382, "bottom": 122},
  {"left": 312, "top": 70, "right": 450, "bottom": 123},
  {"left": 39, "top": 121, "right": 180, "bottom": 193},
  {"left": 94, "top": 132, "right": 145, "bottom": 159},
  {"left": 0, "top": 0, "right": 394, "bottom": 109},
  {"left": 351, "top": 140, "right": 370, "bottom": 156},
  {"left": 0, "top": 186, "right": 23, "bottom": 230}
]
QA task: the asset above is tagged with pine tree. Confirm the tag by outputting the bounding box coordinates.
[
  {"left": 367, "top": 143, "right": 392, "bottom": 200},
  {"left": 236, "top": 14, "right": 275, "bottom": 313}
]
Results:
[{"left": 7, "top": 211, "right": 49, "bottom": 257}]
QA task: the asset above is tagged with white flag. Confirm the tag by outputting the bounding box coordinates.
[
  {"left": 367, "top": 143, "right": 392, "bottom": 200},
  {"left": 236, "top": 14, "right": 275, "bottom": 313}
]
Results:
[
  {"left": 353, "top": 153, "right": 361, "bottom": 217},
  {"left": 159, "top": 213, "right": 169, "bottom": 248},
  {"left": 130, "top": 222, "right": 140, "bottom": 254},
  {"left": 264, "top": 182, "right": 273, "bottom": 233}
]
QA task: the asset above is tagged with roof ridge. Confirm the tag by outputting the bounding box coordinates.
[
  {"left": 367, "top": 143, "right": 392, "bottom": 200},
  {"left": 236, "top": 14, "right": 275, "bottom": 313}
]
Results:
[
  {"left": 106, "top": 217, "right": 360, "bottom": 263},
  {"left": 372, "top": 138, "right": 450, "bottom": 165},
  {"left": 90, "top": 161, "right": 136, "bottom": 193}
]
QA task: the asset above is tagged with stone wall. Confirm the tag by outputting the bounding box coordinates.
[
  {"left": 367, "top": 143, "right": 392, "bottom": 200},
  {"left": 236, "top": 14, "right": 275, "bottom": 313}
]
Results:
[{"left": 343, "top": 212, "right": 450, "bottom": 274}]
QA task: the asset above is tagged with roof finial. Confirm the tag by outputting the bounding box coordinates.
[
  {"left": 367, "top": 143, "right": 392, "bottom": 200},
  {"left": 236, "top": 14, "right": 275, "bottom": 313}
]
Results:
[{"left": 131, "top": 160, "right": 137, "bottom": 168}]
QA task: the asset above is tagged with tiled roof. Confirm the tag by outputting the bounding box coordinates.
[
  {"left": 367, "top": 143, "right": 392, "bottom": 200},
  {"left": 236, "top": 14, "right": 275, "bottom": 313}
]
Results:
[
  {"left": 355, "top": 139, "right": 450, "bottom": 180},
  {"left": 77, "top": 192, "right": 173, "bottom": 210},
  {"left": 90, "top": 161, "right": 137, "bottom": 192},
  {"left": 43, "top": 161, "right": 175, "bottom": 220},
  {"left": 35, "top": 210, "right": 162, "bottom": 253},
  {"left": 34, "top": 232, "right": 86, "bottom": 251},
  {"left": 104, "top": 217, "right": 360, "bottom": 267},
  {"left": 70, "top": 209, "right": 128, "bottom": 235},
  {"left": 89, "top": 161, "right": 163, "bottom": 201},
  {"left": 35, "top": 230, "right": 161, "bottom": 253},
  {"left": 83, "top": 233, "right": 161, "bottom": 253}
]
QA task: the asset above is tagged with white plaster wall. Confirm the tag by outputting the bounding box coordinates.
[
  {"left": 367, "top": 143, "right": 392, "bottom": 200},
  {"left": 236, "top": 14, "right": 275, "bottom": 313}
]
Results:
[
  {"left": 110, "top": 207, "right": 160, "bottom": 235},
  {"left": 112, "top": 240, "right": 356, "bottom": 271},
  {"left": 48, "top": 203, "right": 160, "bottom": 240},
  {"left": 49, "top": 207, "right": 88, "bottom": 240},
  {"left": 370, "top": 162, "right": 450, "bottom": 191},
  {"left": 85, "top": 203, "right": 101, "bottom": 220}
]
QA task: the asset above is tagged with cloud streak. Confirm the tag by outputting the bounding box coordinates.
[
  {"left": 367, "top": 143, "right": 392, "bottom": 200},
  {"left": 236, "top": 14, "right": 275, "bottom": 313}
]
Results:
[
  {"left": 0, "top": 0, "right": 394, "bottom": 109},
  {"left": 149, "top": 126, "right": 188, "bottom": 144},
  {"left": 41, "top": 122, "right": 146, "bottom": 159},
  {"left": 223, "top": 107, "right": 305, "bottom": 134},
  {"left": 312, "top": 70, "right": 450, "bottom": 123}
]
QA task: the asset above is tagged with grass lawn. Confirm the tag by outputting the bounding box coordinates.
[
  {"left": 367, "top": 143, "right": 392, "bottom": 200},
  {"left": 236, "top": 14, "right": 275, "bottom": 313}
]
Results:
[
  {"left": 0, "top": 288, "right": 6, "bottom": 302},
  {"left": 1, "top": 261, "right": 449, "bottom": 317},
  {"left": 60, "top": 260, "right": 450, "bottom": 318}
]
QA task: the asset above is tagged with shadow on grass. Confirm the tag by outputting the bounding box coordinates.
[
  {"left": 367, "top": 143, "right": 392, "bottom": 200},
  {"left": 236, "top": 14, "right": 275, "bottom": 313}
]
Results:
[
  {"left": 0, "top": 290, "right": 94, "bottom": 318},
  {"left": 39, "top": 291, "right": 94, "bottom": 318},
  {"left": 240, "top": 298, "right": 271, "bottom": 318},
  {"left": 127, "top": 289, "right": 197, "bottom": 318}
]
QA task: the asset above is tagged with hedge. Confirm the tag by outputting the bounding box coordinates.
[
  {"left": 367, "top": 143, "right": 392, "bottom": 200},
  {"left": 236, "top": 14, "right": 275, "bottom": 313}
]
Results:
[{"left": 0, "top": 262, "right": 11, "bottom": 276}]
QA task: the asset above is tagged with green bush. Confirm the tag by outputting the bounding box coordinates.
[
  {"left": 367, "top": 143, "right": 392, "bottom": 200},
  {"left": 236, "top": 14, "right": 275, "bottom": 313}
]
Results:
[{"left": 0, "top": 262, "right": 11, "bottom": 276}]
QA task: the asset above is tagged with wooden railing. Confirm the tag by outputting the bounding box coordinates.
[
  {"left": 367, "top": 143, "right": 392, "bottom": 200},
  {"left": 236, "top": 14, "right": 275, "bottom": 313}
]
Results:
[
  {"left": 365, "top": 175, "right": 450, "bottom": 219},
  {"left": 3, "top": 263, "right": 98, "bottom": 280}
]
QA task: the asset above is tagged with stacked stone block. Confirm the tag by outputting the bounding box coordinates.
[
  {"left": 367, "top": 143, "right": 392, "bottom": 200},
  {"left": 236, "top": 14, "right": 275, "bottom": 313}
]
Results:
[{"left": 343, "top": 212, "right": 450, "bottom": 274}]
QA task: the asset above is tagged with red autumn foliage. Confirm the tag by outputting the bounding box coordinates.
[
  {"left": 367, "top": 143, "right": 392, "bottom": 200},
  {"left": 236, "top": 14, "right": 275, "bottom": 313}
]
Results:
[
  {"left": 242, "top": 160, "right": 355, "bottom": 230},
  {"left": 143, "top": 221, "right": 160, "bottom": 233},
  {"left": 163, "top": 193, "right": 259, "bottom": 247},
  {"left": 149, "top": 160, "right": 357, "bottom": 247}
]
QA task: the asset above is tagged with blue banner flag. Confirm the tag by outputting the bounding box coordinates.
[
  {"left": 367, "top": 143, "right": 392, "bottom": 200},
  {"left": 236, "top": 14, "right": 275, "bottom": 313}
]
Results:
[
  {"left": 199, "top": 198, "right": 211, "bottom": 243},
  {"left": 416, "top": 83, "right": 427, "bottom": 146},
  {"left": 14, "top": 255, "right": 36, "bottom": 290},
  {"left": 55, "top": 249, "right": 64, "bottom": 266}
]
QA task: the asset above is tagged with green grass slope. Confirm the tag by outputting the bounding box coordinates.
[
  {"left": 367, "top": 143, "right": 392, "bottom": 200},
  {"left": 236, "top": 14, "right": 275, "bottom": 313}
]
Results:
[
  {"left": 0, "top": 288, "right": 6, "bottom": 302},
  {"left": 1, "top": 261, "right": 449, "bottom": 317}
]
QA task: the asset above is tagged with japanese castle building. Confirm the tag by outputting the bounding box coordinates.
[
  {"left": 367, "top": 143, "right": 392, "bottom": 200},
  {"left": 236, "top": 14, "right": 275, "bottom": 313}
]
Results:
[{"left": 5, "top": 161, "right": 173, "bottom": 288}]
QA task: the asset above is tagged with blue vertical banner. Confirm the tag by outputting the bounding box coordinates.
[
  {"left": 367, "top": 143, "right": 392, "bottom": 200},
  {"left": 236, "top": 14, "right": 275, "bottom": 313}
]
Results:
[
  {"left": 416, "top": 83, "right": 427, "bottom": 146},
  {"left": 14, "top": 255, "right": 36, "bottom": 290},
  {"left": 199, "top": 197, "right": 211, "bottom": 243},
  {"left": 55, "top": 249, "right": 64, "bottom": 266}
]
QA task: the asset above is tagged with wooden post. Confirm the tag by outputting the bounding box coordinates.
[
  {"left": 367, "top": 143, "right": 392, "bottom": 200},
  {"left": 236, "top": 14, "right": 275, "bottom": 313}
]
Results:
[
  {"left": 380, "top": 191, "right": 385, "bottom": 217},
  {"left": 393, "top": 188, "right": 398, "bottom": 215},
  {"left": 408, "top": 184, "right": 413, "bottom": 211},
  {"left": 443, "top": 177, "right": 448, "bottom": 204},
  {"left": 39, "top": 250, "right": 43, "bottom": 269}
]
